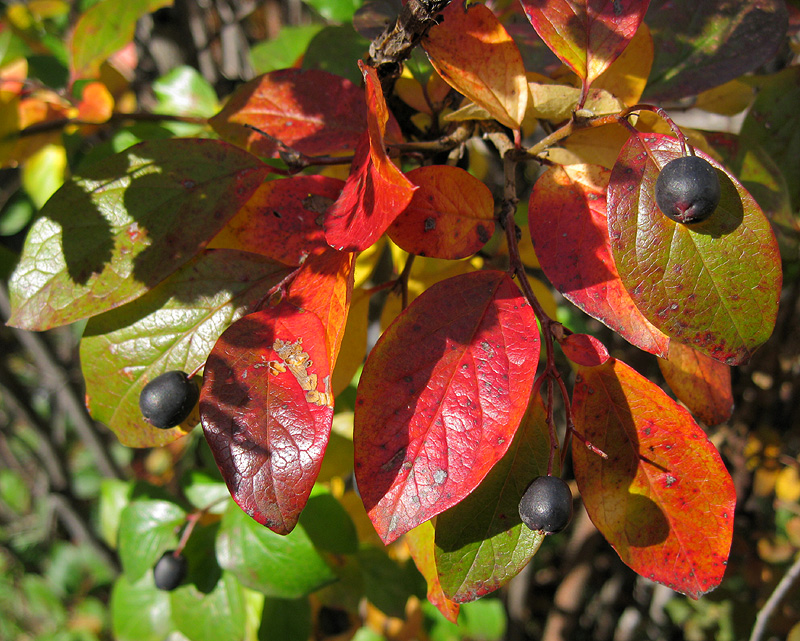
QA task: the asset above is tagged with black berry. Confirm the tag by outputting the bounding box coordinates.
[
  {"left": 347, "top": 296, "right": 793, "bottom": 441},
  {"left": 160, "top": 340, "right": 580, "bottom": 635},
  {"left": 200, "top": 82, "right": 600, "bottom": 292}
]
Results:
[
  {"left": 654, "top": 155, "right": 721, "bottom": 224},
  {"left": 518, "top": 475, "right": 573, "bottom": 534},
  {"left": 139, "top": 370, "right": 199, "bottom": 429},
  {"left": 153, "top": 550, "right": 187, "bottom": 591}
]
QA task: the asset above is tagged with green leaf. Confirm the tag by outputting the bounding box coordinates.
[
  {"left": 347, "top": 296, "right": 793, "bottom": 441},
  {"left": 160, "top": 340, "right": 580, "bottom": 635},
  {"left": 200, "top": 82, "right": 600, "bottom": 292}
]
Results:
[
  {"left": 258, "top": 597, "right": 312, "bottom": 641},
  {"left": 80, "top": 249, "right": 291, "bottom": 448},
  {"left": 302, "top": 25, "right": 370, "bottom": 85},
  {"left": 250, "top": 25, "right": 323, "bottom": 74},
  {"left": 153, "top": 66, "right": 220, "bottom": 118},
  {"left": 607, "top": 133, "right": 782, "bottom": 365},
  {"left": 181, "top": 469, "right": 231, "bottom": 514},
  {"left": 171, "top": 571, "right": 246, "bottom": 641},
  {"left": 298, "top": 486, "right": 358, "bottom": 555},
  {"left": 357, "top": 546, "right": 420, "bottom": 618},
  {"left": 303, "top": 0, "right": 362, "bottom": 22},
  {"left": 44, "top": 542, "right": 115, "bottom": 597},
  {"left": 69, "top": 0, "right": 172, "bottom": 79},
  {"left": 434, "top": 395, "right": 550, "bottom": 603},
  {"left": 98, "top": 479, "right": 134, "bottom": 548},
  {"left": 110, "top": 574, "right": 173, "bottom": 641},
  {"left": 8, "top": 139, "right": 270, "bottom": 331},
  {"left": 0, "top": 468, "right": 31, "bottom": 514},
  {"left": 216, "top": 502, "right": 336, "bottom": 598},
  {"left": 741, "top": 66, "right": 800, "bottom": 211},
  {"left": 118, "top": 500, "right": 185, "bottom": 582}
]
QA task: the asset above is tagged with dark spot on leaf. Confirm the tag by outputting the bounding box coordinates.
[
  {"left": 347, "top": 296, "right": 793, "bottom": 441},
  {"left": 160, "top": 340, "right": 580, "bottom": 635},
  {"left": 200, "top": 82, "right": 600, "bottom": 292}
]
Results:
[
  {"left": 476, "top": 224, "right": 491, "bottom": 243},
  {"left": 424, "top": 217, "right": 436, "bottom": 231},
  {"left": 272, "top": 210, "right": 281, "bottom": 218}
]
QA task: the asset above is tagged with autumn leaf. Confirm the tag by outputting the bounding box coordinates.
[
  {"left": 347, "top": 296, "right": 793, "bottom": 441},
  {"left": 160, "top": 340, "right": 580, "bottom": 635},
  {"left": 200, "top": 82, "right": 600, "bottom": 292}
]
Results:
[
  {"left": 572, "top": 358, "right": 735, "bottom": 599},
  {"left": 519, "top": 0, "right": 650, "bottom": 89},
  {"left": 354, "top": 270, "right": 540, "bottom": 544},
  {"left": 658, "top": 342, "right": 733, "bottom": 427},
  {"left": 209, "top": 68, "right": 367, "bottom": 158},
  {"left": 423, "top": 1, "right": 528, "bottom": 129},
  {"left": 200, "top": 304, "right": 334, "bottom": 534},
  {"left": 607, "top": 133, "right": 782, "bottom": 365},
  {"left": 405, "top": 521, "right": 460, "bottom": 624},
  {"left": 528, "top": 163, "right": 669, "bottom": 357},
  {"left": 323, "top": 62, "right": 416, "bottom": 252},
  {"left": 387, "top": 165, "right": 495, "bottom": 260}
]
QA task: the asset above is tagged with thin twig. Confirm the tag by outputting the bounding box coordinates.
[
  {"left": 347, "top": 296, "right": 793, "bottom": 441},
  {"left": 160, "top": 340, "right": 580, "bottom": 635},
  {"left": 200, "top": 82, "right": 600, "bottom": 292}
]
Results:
[{"left": 749, "top": 552, "right": 800, "bottom": 641}]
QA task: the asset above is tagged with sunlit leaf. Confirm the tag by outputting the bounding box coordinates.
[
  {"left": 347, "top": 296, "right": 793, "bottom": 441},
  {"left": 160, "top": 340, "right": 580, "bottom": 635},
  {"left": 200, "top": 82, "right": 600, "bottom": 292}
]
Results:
[
  {"left": 572, "top": 358, "right": 736, "bottom": 599},
  {"left": 434, "top": 394, "right": 550, "bottom": 603},
  {"left": 216, "top": 501, "right": 335, "bottom": 597},
  {"left": 529, "top": 163, "right": 669, "bottom": 357},
  {"left": 8, "top": 138, "right": 270, "bottom": 330},
  {"left": 520, "top": 0, "right": 650, "bottom": 87},
  {"left": 406, "top": 521, "right": 460, "bottom": 624},
  {"left": 607, "top": 133, "right": 782, "bottom": 365},
  {"left": 592, "top": 21, "right": 653, "bottom": 106},
  {"left": 324, "top": 62, "right": 416, "bottom": 252},
  {"left": 201, "top": 303, "right": 334, "bottom": 534},
  {"left": 387, "top": 165, "right": 495, "bottom": 260},
  {"left": 118, "top": 500, "right": 185, "bottom": 582},
  {"left": 69, "top": 0, "right": 171, "bottom": 79},
  {"left": 285, "top": 248, "right": 355, "bottom": 371},
  {"left": 81, "top": 250, "right": 292, "bottom": 448},
  {"left": 208, "top": 175, "right": 345, "bottom": 266},
  {"left": 209, "top": 68, "right": 366, "bottom": 159},
  {"left": 423, "top": 1, "right": 527, "bottom": 129},
  {"left": 658, "top": 342, "right": 733, "bottom": 427},
  {"left": 559, "top": 333, "right": 610, "bottom": 367},
  {"left": 354, "top": 270, "right": 540, "bottom": 543}
]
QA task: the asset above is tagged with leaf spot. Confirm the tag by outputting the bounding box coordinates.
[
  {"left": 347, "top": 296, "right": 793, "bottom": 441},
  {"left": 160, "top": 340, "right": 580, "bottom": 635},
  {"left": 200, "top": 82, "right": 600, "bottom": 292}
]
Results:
[
  {"left": 433, "top": 469, "right": 447, "bottom": 484},
  {"left": 271, "top": 338, "right": 331, "bottom": 406},
  {"left": 424, "top": 217, "right": 436, "bottom": 231}
]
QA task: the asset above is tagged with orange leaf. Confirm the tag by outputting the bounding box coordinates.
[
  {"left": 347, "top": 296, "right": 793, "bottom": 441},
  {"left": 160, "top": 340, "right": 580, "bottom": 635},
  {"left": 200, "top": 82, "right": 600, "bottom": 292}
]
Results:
[
  {"left": 209, "top": 175, "right": 344, "bottom": 266},
  {"left": 286, "top": 248, "right": 355, "bottom": 372},
  {"left": 423, "top": 2, "right": 527, "bottom": 129},
  {"left": 324, "top": 63, "right": 416, "bottom": 252},
  {"left": 572, "top": 358, "right": 735, "bottom": 598},
  {"left": 76, "top": 81, "right": 114, "bottom": 124},
  {"left": 658, "top": 342, "right": 733, "bottom": 427},
  {"left": 209, "top": 68, "right": 366, "bottom": 158},
  {"left": 387, "top": 165, "right": 495, "bottom": 260},
  {"left": 406, "top": 521, "right": 460, "bottom": 624}
]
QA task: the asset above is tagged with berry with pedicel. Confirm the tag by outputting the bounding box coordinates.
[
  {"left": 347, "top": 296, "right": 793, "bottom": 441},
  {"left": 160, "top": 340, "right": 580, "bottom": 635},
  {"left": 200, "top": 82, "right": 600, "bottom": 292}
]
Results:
[
  {"left": 139, "top": 370, "right": 199, "bottom": 429},
  {"left": 153, "top": 550, "right": 187, "bottom": 591},
  {"left": 519, "top": 475, "right": 573, "bottom": 534},
  {"left": 655, "top": 154, "right": 721, "bottom": 224}
]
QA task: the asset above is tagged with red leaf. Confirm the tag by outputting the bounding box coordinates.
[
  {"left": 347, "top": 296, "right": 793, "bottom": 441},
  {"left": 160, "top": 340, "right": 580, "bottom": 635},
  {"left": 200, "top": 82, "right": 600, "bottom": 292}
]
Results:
[
  {"left": 209, "top": 175, "right": 344, "bottom": 266},
  {"left": 572, "top": 358, "right": 735, "bottom": 599},
  {"left": 387, "top": 165, "right": 495, "bottom": 260},
  {"left": 286, "top": 249, "right": 355, "bottom": 371},
  {"left": 200, "top": 304, "right": 333, "bottom": 534},
  {"left": 324, "top": 63, "right": 416, "bottom": 252},
  {"left": 607, "top": 133, "right": 782, "bottom": 365},
  {"left": 519, "top": 0, "right": 650, "bottom": 86},
  {"left": 559, "top": 333, "right": 609, "bottom": 367},
  {"left": 528, "top": 164, "right": 669, "bottom": 357},
  {"left": 658, "top": 342, "right": 733, "bottom": 427},
  {"left": 423, "top": 1, "right": 528, "bottom": 129},
  {"left": 354, "top": 270, "right": 540, "bottom": 544},
  {"left": 208, "top": 68, "right": 366, "bottom": 158}
]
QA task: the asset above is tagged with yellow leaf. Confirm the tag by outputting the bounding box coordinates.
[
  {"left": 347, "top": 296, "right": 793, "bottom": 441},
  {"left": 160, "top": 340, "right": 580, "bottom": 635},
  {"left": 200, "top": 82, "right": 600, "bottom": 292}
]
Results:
[
  {"left": 776, "top": 465, "right": 800, "bottom": 503},
  {"left": 695, "top": 79, "right": 755, "bottom": 116},
  {"left": 593, "top": 23, "right": 654, "bottom": 107},
  {"left": 331, "top": 287, "right": 370, "bottom": 397},
  {"left": 22, "top": 143, "right": 67, "bottom": 208}
]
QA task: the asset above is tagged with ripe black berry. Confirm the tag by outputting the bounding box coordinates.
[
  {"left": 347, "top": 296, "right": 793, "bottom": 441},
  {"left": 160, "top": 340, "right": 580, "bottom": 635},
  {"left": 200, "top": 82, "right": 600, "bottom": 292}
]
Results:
[
  {"left": 139, "top": 370, "right": 199, "bottom": 429},
  {"left": 153, "top": 550, "right": 187, "bottom": 591},
  {"left": 654, "top": 155, "right": 721, "bottom": 224},
  {"left": 518, "top": 475, "right": 573, "bottom": 534}
]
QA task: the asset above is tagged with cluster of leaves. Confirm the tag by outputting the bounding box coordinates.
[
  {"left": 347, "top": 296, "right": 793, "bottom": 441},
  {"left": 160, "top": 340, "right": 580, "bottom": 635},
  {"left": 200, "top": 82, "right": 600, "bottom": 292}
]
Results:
[{"left": 2, "top": 0, "right": 800, "bottom": 637}]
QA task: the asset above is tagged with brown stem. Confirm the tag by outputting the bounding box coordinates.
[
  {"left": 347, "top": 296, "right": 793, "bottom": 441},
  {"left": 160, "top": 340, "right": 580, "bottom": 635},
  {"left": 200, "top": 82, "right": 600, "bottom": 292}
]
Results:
[
  {"left": 749, "top": 551, "right": 800, "bottom": 641},
  {"left": 397, "top": 253, "right": 416, "bottom": 310}
]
